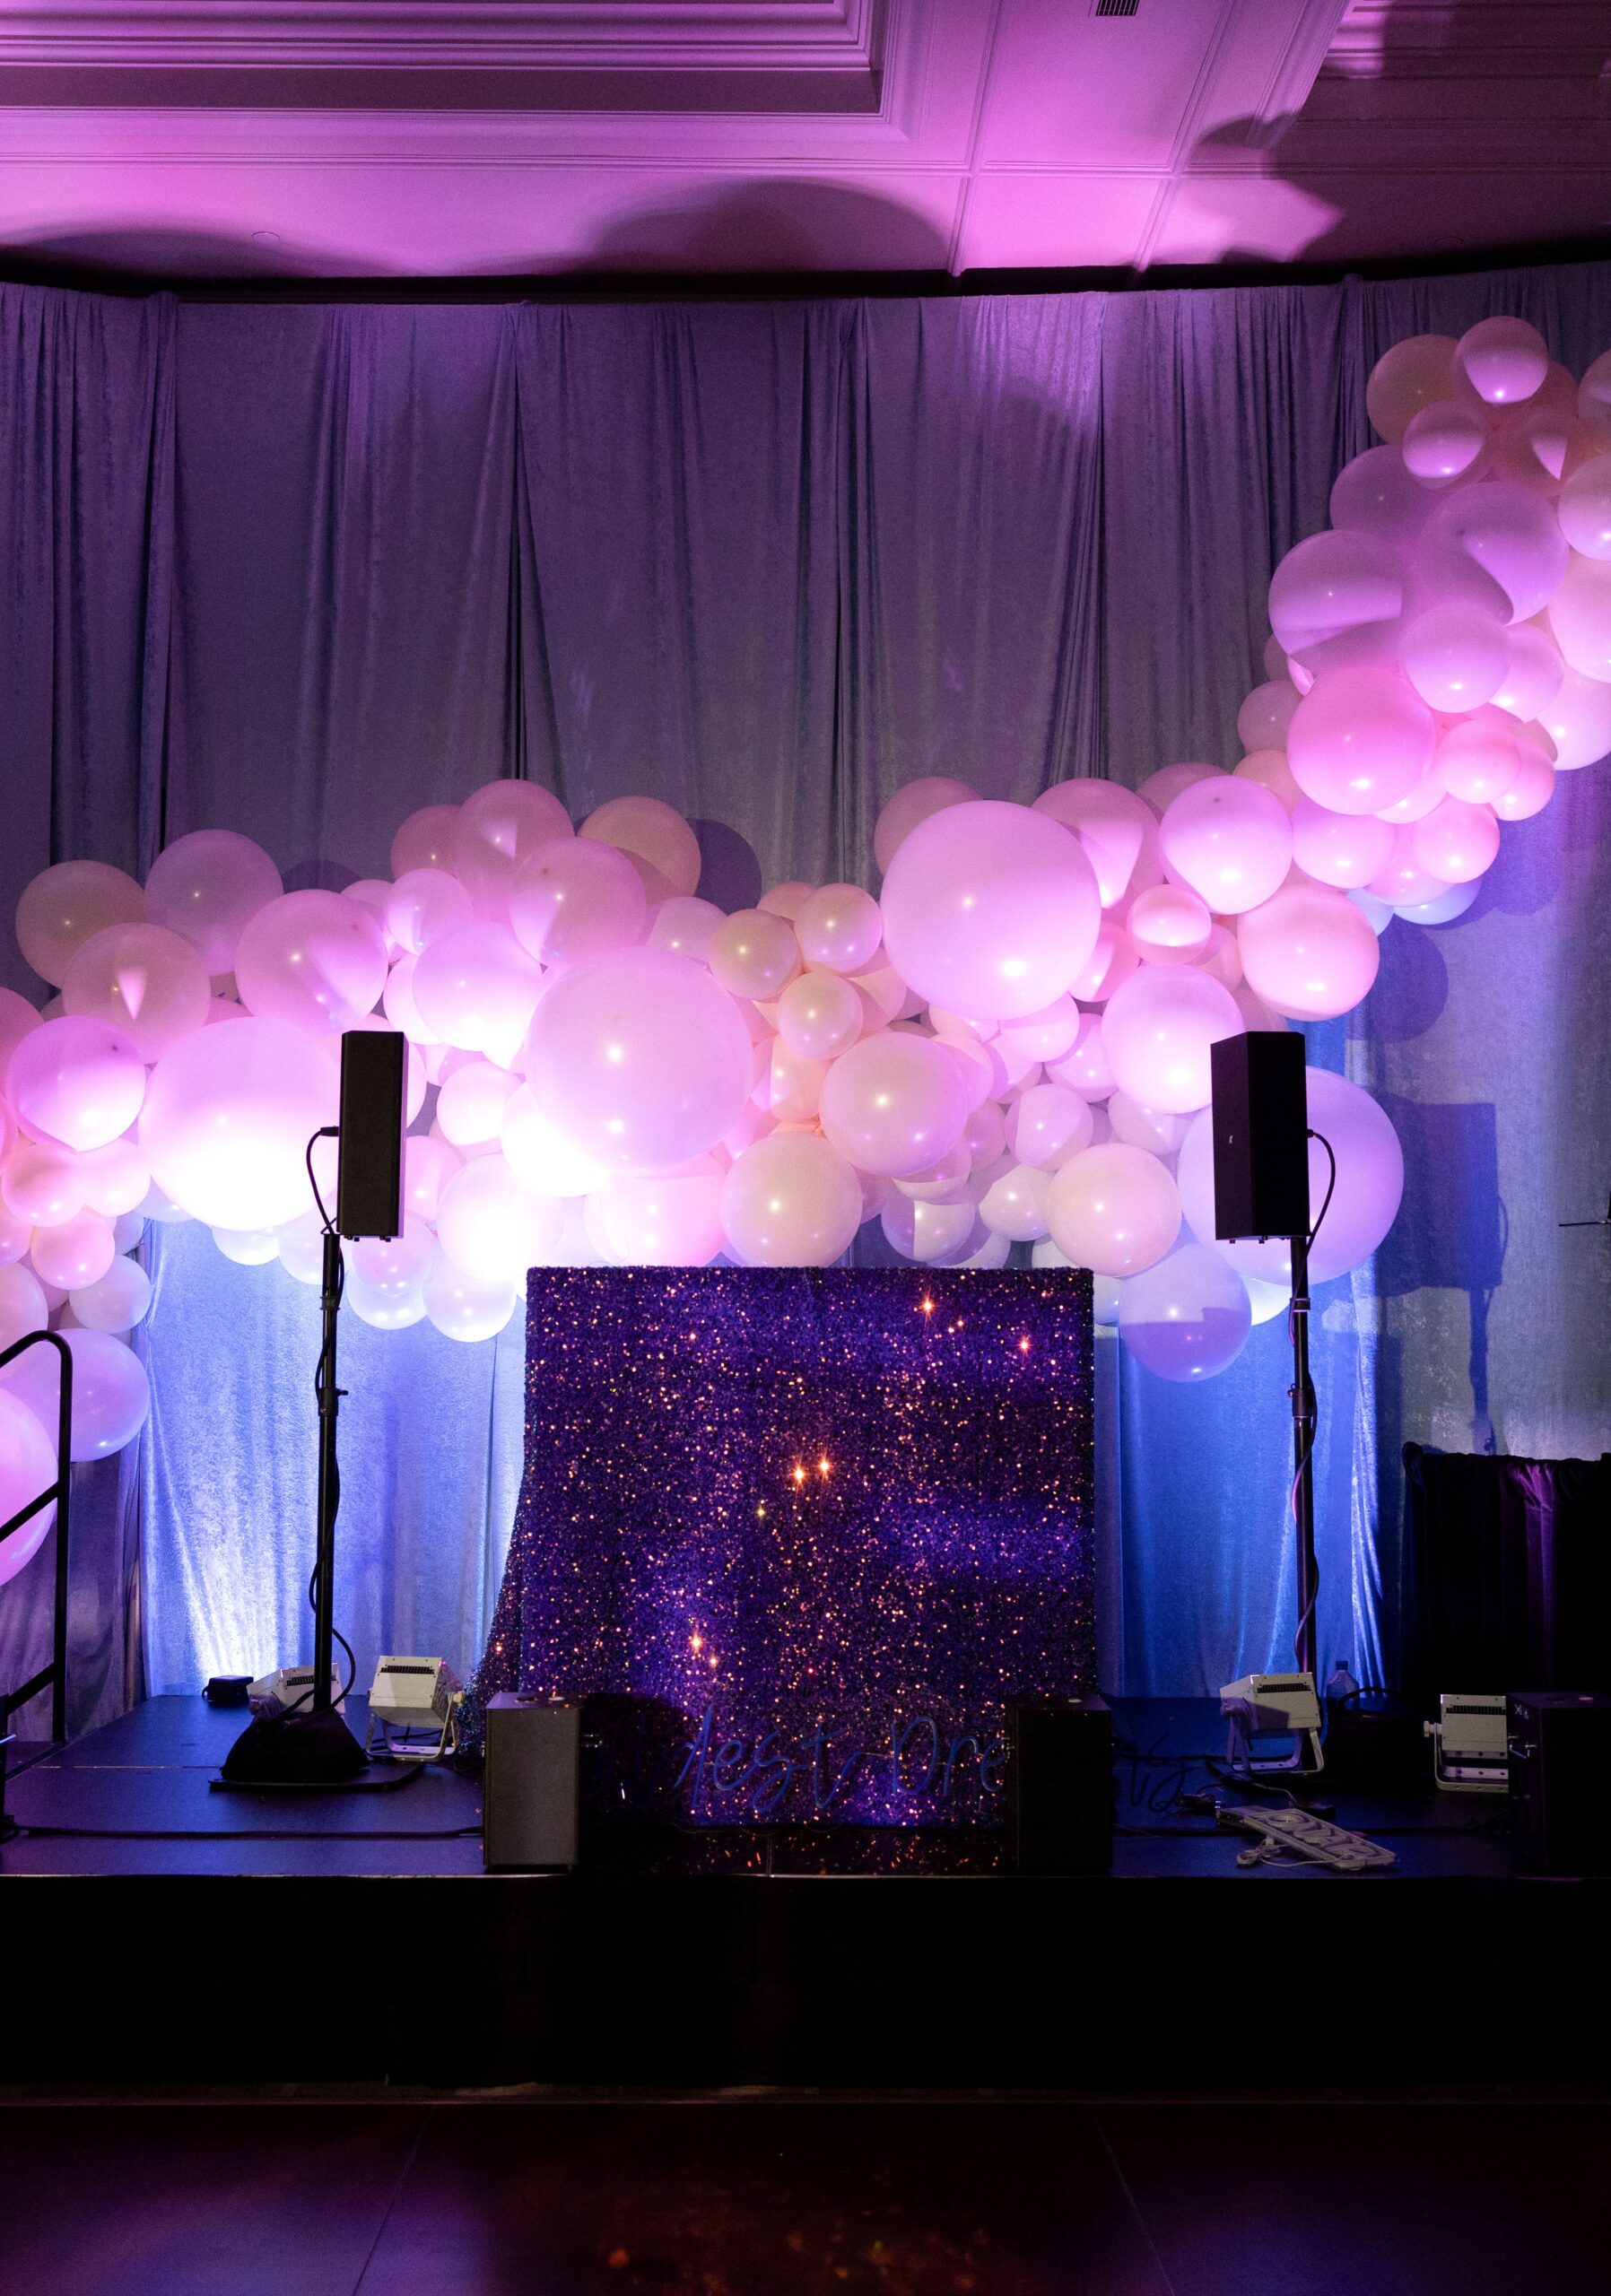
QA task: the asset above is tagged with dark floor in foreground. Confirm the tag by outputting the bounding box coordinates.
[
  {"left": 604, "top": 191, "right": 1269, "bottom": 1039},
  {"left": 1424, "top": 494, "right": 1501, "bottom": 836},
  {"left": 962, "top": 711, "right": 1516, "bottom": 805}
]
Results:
[{"left": 1, "top": 2095, "right": 1607, "bottom": 2296}]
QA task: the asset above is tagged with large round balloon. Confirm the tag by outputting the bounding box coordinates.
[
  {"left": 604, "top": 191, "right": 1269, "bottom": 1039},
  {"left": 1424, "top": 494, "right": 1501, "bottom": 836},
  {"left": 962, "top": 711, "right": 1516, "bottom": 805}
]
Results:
[
  {"left": 1287, "top": 668, "right": 1435, "bottom": 815},
  {"left": 139, "top": 1017, "right": 337, "bottom": 1231},
  {"left": 58, "top": 1328, "right": 150, "bottom": 1461},
  {"left": 391, "top": 804, "right": 459, "bottom": 879},
  {"left": 508, "top": 837, "right": 648, "bottom": 969},
  {"left": 1032, "top": 780, "right": 1158, "bottom": 908},
  {"left": 595, "top": 1170, "right": 726, "bottom": 1268},
  {"left": 524, "top": 945, "right": 753, "bottom": 1174},
  {"left": 580, "top": 796, "right": 701, "bottom": 899},
  {"left": 0, "top": 1388, "right": 59, "bottom": 1586},
  {"left": 1101, "top": 967, "right": 1243, "bottom": 1115},
  {"left": 144, "top": 831, "right": 283, "bottom": 976},
  {"left": 17, "top": 861, "right": 144, "bottom": 987},
  {"left": 818, "top": 1031, "right": 969, "bottom": 1178},
  {"left": 435, "top": 1156, "right": 565, "bottom": 1285},
  {"left": 385, "top": 868, "right": 474, "bottom": 958},
  {"left": 775, "top": 970, "right": 862, "bottom": 1061},
  {"left": 410, "top": 921, "right": 543, "bottom": 1060},
  {"left": 1268, "top": 530, "right": 1403, "bottom": 659},
  {"left": 879, "top": 800, "right": 1101, "bottom": 1022},
  {"left": 1158, "top": 777, "right": 1292, "bottom": 915},
  {"left": 1046, "top": 1144, "right": 1180, "bottom": 1277},
  {"left": 6, "top": 1015, "right": 145, "bottom": 1152},
  {"left": 1238, "top": 883, "right": 1380, "bottom": 1022},
  {"left": 69, "top": 1254, "right": 152, "bottom": 1335},
  {"left": 797, "top": 884, "right": 883, "bottom": 974},
  {"left": 709, "top": 909, "right": 799, "bottom": 1000},
  {"left": 1302, "top": 1068, "right": 1406, "bottom": 1284},
  {"left": 62, "top": 922, "right": 212, "bottom": 1062},
  {"left": 234, "top": 891, "right": 388, "bottom": 1037},
  {"left": 452, "top": 779, "right": 574, "bottom": 918},
  {"left": 1119, "top": 1245, "right": 1253, "bottom": 1382}
]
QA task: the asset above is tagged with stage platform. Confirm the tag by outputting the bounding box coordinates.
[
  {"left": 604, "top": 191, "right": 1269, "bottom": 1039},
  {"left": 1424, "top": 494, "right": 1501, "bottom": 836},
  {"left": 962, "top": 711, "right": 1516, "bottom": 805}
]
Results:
[{"left": 2, "top": 1694, "right": 1604, "bottom": 2090}]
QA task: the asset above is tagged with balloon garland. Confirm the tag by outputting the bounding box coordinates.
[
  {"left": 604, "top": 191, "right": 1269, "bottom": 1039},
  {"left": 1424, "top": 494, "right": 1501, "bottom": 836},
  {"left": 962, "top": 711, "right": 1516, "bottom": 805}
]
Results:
[{"left": 2, "top": 314, "right": 1608, "bottom": 1576}]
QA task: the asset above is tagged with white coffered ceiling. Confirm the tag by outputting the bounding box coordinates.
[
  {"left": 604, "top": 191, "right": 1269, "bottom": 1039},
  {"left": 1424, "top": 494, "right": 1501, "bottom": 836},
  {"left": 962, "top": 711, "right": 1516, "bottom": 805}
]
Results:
[{"left": 0, "top": 0, "right": 1607, "bottom": 281}]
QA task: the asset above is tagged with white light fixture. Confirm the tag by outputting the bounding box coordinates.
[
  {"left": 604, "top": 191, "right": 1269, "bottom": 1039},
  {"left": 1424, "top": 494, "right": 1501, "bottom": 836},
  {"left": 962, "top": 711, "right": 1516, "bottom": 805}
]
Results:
[{"left": 365, "top": 1656, "right": 462, "bottom": 1761}]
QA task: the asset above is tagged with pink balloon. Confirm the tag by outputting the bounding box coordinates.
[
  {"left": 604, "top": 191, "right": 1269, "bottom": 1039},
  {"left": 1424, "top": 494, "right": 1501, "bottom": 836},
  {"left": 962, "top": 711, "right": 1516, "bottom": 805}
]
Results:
[
  {"left": 1302, "top": 1068, "right": 1405, "bottom": 1283},
  {"left": 1067, "top": 918, "right": 1141, "bottom": 1004},
  {"left": 452, "top": 781, "right": 574, "bottom": 918},
  {"left": 1455, "top": 317, "right": 1550, "bottom": 407},
  {"left": 1046, "top": 1144, "right": 1180, "bottom": 1277},
  {"left": 1128, "top": 883, "right": 1212, "bottom": 964},
  {"left": 776, "top": 971, "right": 862, "bottom": 1061},
  {"left": 1238, "top": 883, "right": 1381, "bottom": 1021},
  {"left": 797, "top": 883, "right": 883, "bottom": 974},
  {"left": 0, "top": 1263, "right": 48, "bottom": 1352},
  {"left": 435, "top": 1058, "right": 520, "bottom": 1148},
  {"left": 6, "top": 1015, "right": 145, "bottom": 1152},
  {"left": 1108, "top": 1092, "right": 1190, "bottom": 1156},
  {"left": 1234, "top": 748, "right": 1303, "bottom": 811},
  {"left": 1328, "top": 446, "right": 1435, "bottom": 546},
  {"left": 580, "top": 796, "right": 701, "bottom": 899},
  {"left": 1365, "top": 335, "right": 1459, "bottom": 443},
  {"left": 879, "top": 801, "right": 1100, "bottom": 1023},
  {"left": 758, "top": 882, "right": 814, "bottom": 922},
  {"left": 1548, "top": 551, "right": 1611, "bottom": 683},
  {"left": 402, "top": 1132, "right": 466, "bottom": 1223},
  {"left": 525, "top": 946, "right": 753, "bottom": 1175},
  {"left": 1236, "top": 683, "right": 1301, "bottom": 753},
  {"left": 1101, "top": 967, "right": 1243, "bottom": 1115},
  {"left": 1433, "top": 711, "right": 1524, "bottom": 806},
  {"left": 873, "top": 778, "right": 978, "bottom": 874},
  {"left": 1007, "top": 1083, "right": 1094, "bottom": 1170},
  {"left": 997, "top": 996, "right": 1080, "bottom": 1065},
  {"left": 1402, "top": 400, "right": 1489, "bottom": 485},
  {"left": 1417, "top": 483, "right": 1569, "bottom": 626},
  {"left": 1159, "top": 777, "right": 1293, "bottom": 915},
  {"left": 1268, "top": 530, "right": 1403, "bottom": 657},
  {"left": 57, "top": 1327, "right": 150, "bottom": 1460},
  {"left": 29, "top": 1211, "right": 116, "bottom": 1292},
  {"left": 436, "top": 1156, "right": 564, "bottom": 1284},
  {"left": 1046, "top": 1012, "right": 1116, "bottom": 1100},
  {"left": 1398, "top": 602, "right": 1509, "bottom": 711},
  {"left": 62, "top": 922, "right": 211, "bottom": 1062},
  {"left": 0, "top": 1389, "right": 58, "bottom": 1586},
  {"left": 410, "top": 922, "right": 543, "bottom": 1059},
  {"left": 818, "top": 1032, "right": 969, "bottom": 1178},
  {"left": 2, "top": 1141, "right": 85, "bottom": 1229},
  {"left": 138, "top": 1017, "right": 336, "bottom": 1231},
  {"left": 1492, "top": 622, "right": 1564, "bottom": 722},
  {"left": 385, "top": 868, "right": 474, "bottom": 957},
  {"left": 709, "top": 909, "right": 799, "bottom": 1001},
  {"left": 1287, "top": 667, "right": 1434, "bottom": 815},
  {"left": 1138, "top": 762, "right": 1220, "bottom": 816},
  {"left": 1558, "top": 453, "right": 1611, "bottom": 559},
  {"left": 1375, "top": 765, "right": 1447, "bottom": 826},
  {"left": 69, "top": 1255, "right": 151, "bottom": 1334},
  {"left": 235, "top": 891, "right": 388, "bottom": 1037},
  {"left": 1492, "top": 744, "right": 1556, "bottom": 822},
  {"left": 1537, "top": 663, "right": 1611, "bottom": 769},
  {"left": 1032, "top": 780, "right": 1159, "bottom": 908},
  {"left": 508, "top": 838, "right": 648, "bottom": 968},
  {"left": 1119, "top": 1244, "right": 1251, "bottom": 1381},
  {"left": 719, "top": 1132, "right": 863, "bottom": 1266},
  {"left": 390, "top": 804, "right": 459, "bottom": 879},
  {"left": 144, "top": 831, "right": 282, "bottom": 977},
  {"left": 649, "top": 896, "right": 725, "bottom": 964},
  {"left": 1411, "top": 796, "right": 1501, "bottom": 885},
  {"left": 0, "top": 987, "right": 40, "bottom": 1084},
  {"left": 1289, "top": 798, "right": 1396, "bottom": 891},
  {"left": 1367, "top": 826, "right": 1451, "bottom": 911},
  {"left": 78, "top": 1136, "right": 151, "bottom": 1218},
  {"left": 17, "top": 861, "right": 144, "bottom": 988},
  {"left": 596, "top": 1170, "right": 725, "bottom": 1267}
]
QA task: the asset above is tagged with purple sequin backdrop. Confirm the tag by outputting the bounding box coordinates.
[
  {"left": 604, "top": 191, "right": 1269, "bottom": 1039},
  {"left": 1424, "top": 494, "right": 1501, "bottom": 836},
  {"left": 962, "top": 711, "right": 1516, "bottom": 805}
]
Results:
[{"left": 473, "top": 1266, "right": 1094, "bottom": 1825}]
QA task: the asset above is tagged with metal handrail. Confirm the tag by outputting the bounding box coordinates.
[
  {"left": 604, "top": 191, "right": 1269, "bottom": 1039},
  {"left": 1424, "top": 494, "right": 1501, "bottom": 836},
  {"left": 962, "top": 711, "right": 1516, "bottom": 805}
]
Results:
[{"left": 0, "top": 1329, "right": 74, "bottom": 1839}]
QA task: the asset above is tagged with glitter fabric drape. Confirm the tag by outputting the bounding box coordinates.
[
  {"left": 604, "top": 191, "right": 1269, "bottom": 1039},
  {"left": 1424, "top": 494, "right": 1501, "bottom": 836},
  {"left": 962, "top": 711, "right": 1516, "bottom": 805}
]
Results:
[{"left": 470, "top": 1267, "right": 1095, "bottom": 1825}]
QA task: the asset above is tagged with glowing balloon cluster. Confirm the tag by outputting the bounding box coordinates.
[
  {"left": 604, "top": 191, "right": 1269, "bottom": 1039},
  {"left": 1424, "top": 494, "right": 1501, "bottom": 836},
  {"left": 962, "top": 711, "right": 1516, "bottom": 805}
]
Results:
[{"left": 0, "top": 315, "right": 1603, "bottom": 1547}]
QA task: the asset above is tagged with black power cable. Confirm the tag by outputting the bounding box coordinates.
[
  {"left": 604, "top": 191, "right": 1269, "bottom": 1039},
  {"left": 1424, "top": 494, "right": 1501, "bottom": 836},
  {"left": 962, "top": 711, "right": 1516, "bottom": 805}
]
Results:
[{"left": 1288, "top": 1125, "right": 1337, "bottom": 1672}]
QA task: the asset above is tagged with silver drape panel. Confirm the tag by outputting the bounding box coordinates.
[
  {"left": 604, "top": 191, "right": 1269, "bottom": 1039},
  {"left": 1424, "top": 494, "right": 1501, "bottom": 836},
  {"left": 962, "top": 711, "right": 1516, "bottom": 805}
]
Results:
[{"left": 1, "top": 272, "right": 1607, "bottom": 1718}]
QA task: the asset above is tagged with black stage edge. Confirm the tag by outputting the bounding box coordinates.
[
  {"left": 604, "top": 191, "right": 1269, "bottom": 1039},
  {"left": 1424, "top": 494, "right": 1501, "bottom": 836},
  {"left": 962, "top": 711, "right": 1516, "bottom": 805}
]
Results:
[{"left": 2, "top": 1695, "right": 1607, "bottom": 2090}]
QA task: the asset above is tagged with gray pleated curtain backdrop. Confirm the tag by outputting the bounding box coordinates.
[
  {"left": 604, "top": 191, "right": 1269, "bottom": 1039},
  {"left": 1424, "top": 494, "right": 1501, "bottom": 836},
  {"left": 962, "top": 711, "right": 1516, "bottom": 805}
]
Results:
[{"left": 4, "top": 268, "right": 1608, "bottom": 1732}]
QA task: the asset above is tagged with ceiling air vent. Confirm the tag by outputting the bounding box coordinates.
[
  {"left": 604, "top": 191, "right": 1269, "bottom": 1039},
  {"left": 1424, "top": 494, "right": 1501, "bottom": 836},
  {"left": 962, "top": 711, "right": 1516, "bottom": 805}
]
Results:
[{"left": 1092, "top": 0, "right": 1140, "bottom": 14}]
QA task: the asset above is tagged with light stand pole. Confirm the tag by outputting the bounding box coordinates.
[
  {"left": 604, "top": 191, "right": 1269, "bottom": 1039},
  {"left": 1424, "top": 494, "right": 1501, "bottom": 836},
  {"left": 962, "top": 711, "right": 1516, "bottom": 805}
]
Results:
[{"left": 1287, "top": 1228, "right": 1319, "bottom": 1683}]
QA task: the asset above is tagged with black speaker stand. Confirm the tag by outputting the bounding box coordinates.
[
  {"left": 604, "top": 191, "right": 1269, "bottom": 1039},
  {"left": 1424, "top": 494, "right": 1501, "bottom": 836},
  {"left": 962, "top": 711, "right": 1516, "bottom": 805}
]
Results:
[
  {"left": 222, "top": 1205, "right": 367, "bottom": 1789},
  {"left": 1287, "top": 1229, "right": 1319, "bottom": 1684}
]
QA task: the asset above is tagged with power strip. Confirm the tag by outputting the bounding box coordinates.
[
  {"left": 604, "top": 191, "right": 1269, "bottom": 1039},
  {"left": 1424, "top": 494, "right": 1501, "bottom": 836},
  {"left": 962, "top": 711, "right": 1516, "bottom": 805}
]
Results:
[{"left": 1216, "top": 1803, "right": 1397, "bottom": 1874}]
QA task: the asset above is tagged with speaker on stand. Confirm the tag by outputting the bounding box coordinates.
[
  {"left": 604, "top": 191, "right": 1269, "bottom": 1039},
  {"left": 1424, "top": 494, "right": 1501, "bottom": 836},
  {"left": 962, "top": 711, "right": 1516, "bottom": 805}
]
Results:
[{"left": 220, "top": 1031, "right": 408, "bottom": 1788}]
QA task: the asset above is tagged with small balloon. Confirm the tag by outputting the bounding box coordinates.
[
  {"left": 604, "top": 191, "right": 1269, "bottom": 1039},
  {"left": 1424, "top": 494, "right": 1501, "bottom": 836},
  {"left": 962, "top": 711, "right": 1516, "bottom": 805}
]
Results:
[
  {"left": 1119, "top": 1244, "right": 1252, "bottom": 1381},
  {"left": 1046, "top": 1144, "right": 1181, "bottom": 1279},
  {"left": 452, "top": 780, "right": 574, "bottom": 918},
  {"left": 70, "top": 1256, "right": 152, "bottom": 1334},
  {"left": 719, "top": 1132, "right": 864, "bottom": 1267},
  {"left": 579, "top": 796, "right": 701, "bottom": 899},
  {"left": 1238, "top": 883, "right": 1381, "bottom": 1022},
  {"left": 1101, "top": 967, "right": 1243, "bottom": 1115},
  {"left": 796, "top": 883, "right": 883, "bottom": 975},
  {"left": 508, "top": 838, "right": 649, "bottom": 969},
  {"left": 234, "top": 891, "right": 388, "bottom": 1038},
  {"left": 17, "top": 861, "right": 144, "bottom": 988},
  {"left": 0, "top": 1390, "right": 58, "bottom": 1586},
  {"left": 6, "top": 1015, "right": 146, "bottom": 1152},
  {"left": 818, "top": 1031, "right": 969, "bottom": 1178}
]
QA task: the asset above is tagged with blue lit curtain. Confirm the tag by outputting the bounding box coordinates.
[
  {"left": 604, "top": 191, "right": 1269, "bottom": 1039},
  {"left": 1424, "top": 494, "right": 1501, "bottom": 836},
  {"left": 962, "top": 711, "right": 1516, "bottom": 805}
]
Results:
[{"left": 3, "top": 265, "right": 1608, "bottom": 1727}]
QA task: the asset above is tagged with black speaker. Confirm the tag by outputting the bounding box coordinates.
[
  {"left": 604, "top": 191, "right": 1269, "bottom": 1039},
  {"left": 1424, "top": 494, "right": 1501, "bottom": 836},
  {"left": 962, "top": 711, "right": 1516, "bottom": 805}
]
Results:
[
  {"left": 1209, "top": 1031, "right": 1309, "bottom": 1241},
  {"left": 336, "top": 1030, "right": 405, "bottom": 1240},
  {"left": 1506, "top": 1692, "right": 1611, "bottom": 1874},
  {"left": 1006, "top": 1695, "right": 1111, "bottom": 1874},
  {"left": 483, "top": 1694, "right": 581, "bottom": 1870}
]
